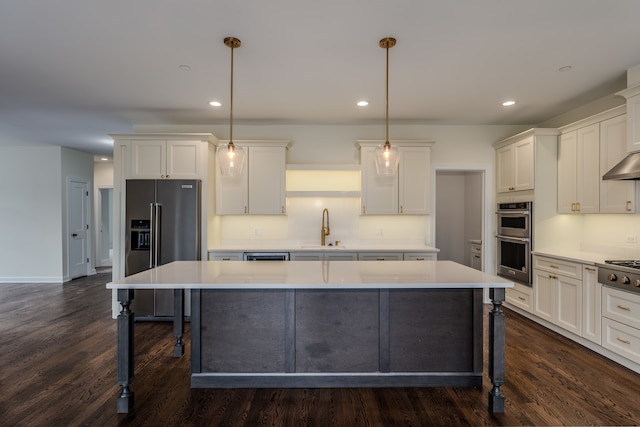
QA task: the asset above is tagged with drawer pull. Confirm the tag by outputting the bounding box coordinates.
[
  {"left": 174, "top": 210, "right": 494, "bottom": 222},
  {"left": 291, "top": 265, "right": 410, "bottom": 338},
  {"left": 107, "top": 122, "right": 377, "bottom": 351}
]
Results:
[
  {"left": 585, "top": 267, "right": 596, "bottom": 271},
  {"left": 549, "top": 274, "right": 558, "bottom": 279},
  {"left": 377, "top": 258, "right": 385, "bottom": 261},
  {"left": 549, "top": 264, "right": 559, "bottom": 269},
  {"left": 416, "top": 257, "right": 425, "bottom": 261},
  {"left": 222, "top": 257, "right": 231, "bottom": 261},
  {"left": 617, "top": 337, "right": 631, "bottom": 345},
  {"left": 616, "top": 304, "right": 631, "bottom": 311},
  {"left": 518, "top": 296, "right": 526, "bottom": 301}
]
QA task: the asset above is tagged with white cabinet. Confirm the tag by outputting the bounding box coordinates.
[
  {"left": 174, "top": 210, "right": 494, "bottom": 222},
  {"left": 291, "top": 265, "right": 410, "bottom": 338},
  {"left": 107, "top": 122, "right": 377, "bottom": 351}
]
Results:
[
  {"left": 358, "top": 141, "right": 433, "bottom": 215},
  {"left": 358, "top": 252, "right": 403, "bottom": 261},
  {"left": 532, "top": 255, "right": 582, "bottom": 335},
  {"left": 215, "top": 141, "right": 288, "bottom": 215},
  {"left": 404, "top": 252, "right": 437, "bottom": 261},
  {"left": 505, "top": 282, "right": 533, "bottom": 313},
  {"left": 600, "top": 114, "right": 639, "bottom": 213},
  {"left": 290, "top": 252, "right": 358, "bottom": 261},
  {"left": 557, "top": 123, "right": 600, "bottom": 214},
  {"left": 495, "top": 136, "right": 534, "bottom": 193},
  {"left": 582, "top": 265, "right": 601, "bottom": 344},
  {"left": 602, "top": 286, "right": 640, "bottom": 364},
  {"left": 130, "top": 139, "right": 203, "bottom": 179},
  {"left": 208, "top": 251, "right": 243, "bottom": 261},
  {"left": 469, "top": 242, "right": 482, "bottom": 270}
]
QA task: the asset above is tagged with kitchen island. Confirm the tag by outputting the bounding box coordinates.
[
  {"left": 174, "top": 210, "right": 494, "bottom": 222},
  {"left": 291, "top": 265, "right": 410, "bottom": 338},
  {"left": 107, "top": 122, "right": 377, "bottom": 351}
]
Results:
[{"left": 108, "top": 260, "right": 513, "bottom": 414}]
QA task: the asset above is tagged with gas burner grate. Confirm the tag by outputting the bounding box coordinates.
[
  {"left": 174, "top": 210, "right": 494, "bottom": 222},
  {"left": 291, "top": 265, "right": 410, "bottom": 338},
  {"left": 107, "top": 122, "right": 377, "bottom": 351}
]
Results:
[{"left": 605, "top": 260, "right": 640, "bottom": 269}]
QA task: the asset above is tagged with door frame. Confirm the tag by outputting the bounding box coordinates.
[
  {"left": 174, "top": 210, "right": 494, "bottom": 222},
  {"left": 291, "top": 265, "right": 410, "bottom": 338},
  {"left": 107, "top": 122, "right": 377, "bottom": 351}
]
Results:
[{"left": 96, "top": 186, "right": 113, "bottom": 267}]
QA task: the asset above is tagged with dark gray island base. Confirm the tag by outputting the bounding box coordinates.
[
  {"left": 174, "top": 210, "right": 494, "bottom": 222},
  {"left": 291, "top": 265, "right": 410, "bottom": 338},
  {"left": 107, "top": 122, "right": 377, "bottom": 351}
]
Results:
[{"left": 109, "top": 260, "right": 510, "bottom": 414}]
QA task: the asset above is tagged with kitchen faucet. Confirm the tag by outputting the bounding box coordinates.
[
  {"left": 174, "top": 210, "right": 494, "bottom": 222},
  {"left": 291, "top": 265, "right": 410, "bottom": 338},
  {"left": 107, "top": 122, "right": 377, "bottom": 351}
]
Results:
[{"left": 321, "top": 208, "right": 330, "bottom": 246}]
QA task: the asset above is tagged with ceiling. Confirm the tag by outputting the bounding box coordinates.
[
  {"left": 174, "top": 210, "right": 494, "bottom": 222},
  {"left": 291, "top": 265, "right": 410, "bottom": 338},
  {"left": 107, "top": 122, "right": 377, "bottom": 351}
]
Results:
[{"left": 2, "top": 0, "right": 640, "bottom": 158}]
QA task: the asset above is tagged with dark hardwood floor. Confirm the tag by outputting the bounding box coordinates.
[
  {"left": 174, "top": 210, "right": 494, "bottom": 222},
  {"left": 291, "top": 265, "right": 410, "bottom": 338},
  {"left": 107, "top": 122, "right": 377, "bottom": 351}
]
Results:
[{"left": 1, "top": 268, "right": 640, "bottom": 426}]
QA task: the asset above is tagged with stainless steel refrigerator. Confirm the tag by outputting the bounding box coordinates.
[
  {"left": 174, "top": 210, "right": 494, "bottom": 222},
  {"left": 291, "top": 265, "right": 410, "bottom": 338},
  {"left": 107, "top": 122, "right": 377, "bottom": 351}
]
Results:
[{"left": 125, "top": 179, "right": 201, "bottom": 320}]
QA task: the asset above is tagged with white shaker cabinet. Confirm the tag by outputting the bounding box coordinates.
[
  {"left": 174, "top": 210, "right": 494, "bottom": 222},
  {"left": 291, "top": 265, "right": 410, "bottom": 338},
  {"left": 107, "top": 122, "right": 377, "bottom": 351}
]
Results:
[
  {"left": 532, "top": 255, "right": 582, "bottom": 336},
  {"left": 557, "top": 123, "right": 600, "bottom": 214},
  {"left": 215, "top": 141, "right": 289, "bottom": 215},
  {"left": 130, "top": 139, "right": 203, "bottom": 179},
  {"left": 495, "top": 136, "right": 534, "bottom": 193},
  {"left": 358, "top": 140, "right": 434, "bottom": 215},
  {"left": 582, "top": 265, "right": 601, "bottom": 344},
  {"left": 600, "top": 114, "right": 640, "bottom": 213}
]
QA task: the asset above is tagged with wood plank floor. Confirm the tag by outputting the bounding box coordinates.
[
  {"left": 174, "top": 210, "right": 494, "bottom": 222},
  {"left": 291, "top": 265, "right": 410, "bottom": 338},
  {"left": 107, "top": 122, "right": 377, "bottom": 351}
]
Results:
[{"left": 1, "top": 268, "right": 640, "bottom": 426}]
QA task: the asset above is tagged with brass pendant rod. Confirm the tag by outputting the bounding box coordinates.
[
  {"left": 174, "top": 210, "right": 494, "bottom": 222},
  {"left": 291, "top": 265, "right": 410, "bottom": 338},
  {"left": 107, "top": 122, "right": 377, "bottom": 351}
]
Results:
[
  {"left": 224, "top": 37, "right": 241, "bottom": 146},
  {"left": 385, "top": 41, "right": 389, "bottom": 144}
]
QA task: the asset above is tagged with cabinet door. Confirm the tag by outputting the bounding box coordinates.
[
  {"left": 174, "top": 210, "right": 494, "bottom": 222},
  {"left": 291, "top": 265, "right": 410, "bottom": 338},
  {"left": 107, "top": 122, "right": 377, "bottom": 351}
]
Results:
[
  {"left": 557, "top": 131, "right": 578, "bottom": 213},
  {"left": 556, "top": 275, "right": 582, "bottom": 335},
  {"left": 325, "top": 252, "right": 357, "bottom": 261},
  {"left": 131, "top": 140, "right": 166, "bottom": 178},
  {"left": 361, "top": 147, "right": 398, "bottom": 214},
  {"left": 166, "top": 140, "right": 201, "bottom": 179},
  {"left": 290, "top": 252, "right": 323, "bottom": 261},
  {"left": 582, "top": 266, "right": 601, "bottom": 344},
  {"left": 576, "top": 123, "right": 600, "bottom": 213},
  {"left": 600, "top": 115, "right": 636, "bottom": 213},
  {"left": 533, "top": 269, "right": 554, "bottom": 323},
  {"left": 495, "top": 144, "right": 515, "bottom": 193},
  {"left": 358, "top": 252, "right": 403, "bottom": 261},
  {"left": 248, "top": 146, "right": 286, "bottom": 214},
  {"left": 398, "top": 146, "right": 430, "bottom": 214},
  {"left": 216, "top": 154, "right": 249, "bottom": 215},
  {"left": 513, "top": 136, "right": 534, "bottom": 191}
]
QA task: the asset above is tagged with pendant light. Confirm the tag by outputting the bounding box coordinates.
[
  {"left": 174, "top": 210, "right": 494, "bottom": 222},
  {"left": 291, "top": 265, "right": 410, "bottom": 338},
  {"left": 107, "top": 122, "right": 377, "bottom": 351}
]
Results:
[
  {"left": 374, "top": 37, "right": 399, "bottom": 176},
  {"left": 217, "top": 36, "right": 246, "bottom": 177}
]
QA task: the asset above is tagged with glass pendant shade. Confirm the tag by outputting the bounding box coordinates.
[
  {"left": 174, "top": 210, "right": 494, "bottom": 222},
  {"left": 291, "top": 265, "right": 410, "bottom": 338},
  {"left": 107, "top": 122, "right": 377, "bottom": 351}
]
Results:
[
  {"left": 218, "top": 142, "right": 245, "bottom": 177},
  {"left": 374, "top": 141, "right": 399, "bottom": 176}
]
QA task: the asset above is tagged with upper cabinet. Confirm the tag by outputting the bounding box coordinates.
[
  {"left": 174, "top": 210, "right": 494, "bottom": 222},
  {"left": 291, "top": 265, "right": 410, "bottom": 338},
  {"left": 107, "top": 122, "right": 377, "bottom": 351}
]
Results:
[
  {"left": 215, "top": 141, "right": 289, "bottom": 215},
  {"left": 130, "top": 139, "right": 204, "bottom": 179},
  {"left": 557, "top": 123, "right": 600, "bottom": 214},
  {"left": 357, "top": 140, "right": 434, "bottom": 215},
  {"left": 493, "top": 129, "right": 559, "bottom": 195},
  {"left": 558, "top": 106, "right": 638, "bottom": 214},
  {"left": 495, "top": 136, "right": 534, "bottom": 193},
  {"left": 112, "top": 133, "right": 215, "bottom": 181}
]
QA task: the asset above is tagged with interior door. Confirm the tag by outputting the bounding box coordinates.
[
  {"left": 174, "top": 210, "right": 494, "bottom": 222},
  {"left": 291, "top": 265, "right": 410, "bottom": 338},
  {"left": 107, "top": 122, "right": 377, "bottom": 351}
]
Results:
[{"left": 69, "top": 179, "right": 90, "bottom": 279}]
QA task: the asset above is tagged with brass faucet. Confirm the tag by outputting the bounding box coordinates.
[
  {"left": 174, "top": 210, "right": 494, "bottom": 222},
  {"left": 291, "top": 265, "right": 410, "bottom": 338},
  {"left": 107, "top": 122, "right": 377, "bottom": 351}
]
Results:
[{"left": 321, "top": 208, "right": 330, "bottom": 246}]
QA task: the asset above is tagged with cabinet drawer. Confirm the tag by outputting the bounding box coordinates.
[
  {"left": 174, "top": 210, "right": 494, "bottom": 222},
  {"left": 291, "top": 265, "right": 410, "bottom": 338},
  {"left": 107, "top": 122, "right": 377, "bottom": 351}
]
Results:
[
  {"left": 533, "top": 255, "right": 582, "bottom": 279},
  {"left": 403, "top": 252, "right": 436, "bottom": 261},
  {"left": 602, "top": 287, "right": 640, "bottom": 329},
  {"left": 358, "top": 252, "right": 403, "bottom": 261},
  {"left": 209, "top": 252, "right": 243, "bottom": 261},
  {"left": 602, "top": 317, "right": 640, "bottom": 365},
  {"left": 506, "top": 283, "right": 532, "bottom": 313}
]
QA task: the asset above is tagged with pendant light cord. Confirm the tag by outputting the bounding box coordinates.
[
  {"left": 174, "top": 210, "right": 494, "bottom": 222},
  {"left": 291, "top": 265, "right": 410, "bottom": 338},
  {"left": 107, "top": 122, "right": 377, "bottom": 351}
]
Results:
[{"left": 229, "top": 43, "right": 234, "bottom": 145}]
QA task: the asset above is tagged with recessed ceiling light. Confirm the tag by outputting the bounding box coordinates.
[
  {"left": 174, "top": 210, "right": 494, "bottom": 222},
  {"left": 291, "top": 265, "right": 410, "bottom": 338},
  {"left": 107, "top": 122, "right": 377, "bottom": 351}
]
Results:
[
  {"left": 357, "top": 101, "right": 369, "bottom": 107},
  {"left": 178, "top": 64, "right": 191, "bottom": 71},
  {"left": 558, "top": 65, "right": 572, "bottom": 72},
  {"left": 209, "top": 101, "right": 222, "bottom": 107},
  {"left": 502, "top": 100, "right": 516, "bottom": 107}
]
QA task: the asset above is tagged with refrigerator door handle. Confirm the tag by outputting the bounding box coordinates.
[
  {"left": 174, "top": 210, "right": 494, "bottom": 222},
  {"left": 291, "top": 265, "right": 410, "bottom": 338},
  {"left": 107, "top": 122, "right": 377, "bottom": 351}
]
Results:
[
  {"left": 154, "top": 203, "right": 161, "bottom": 268},
  {"left": 149, "top": 203, "right": 155, "bottom": 268}
]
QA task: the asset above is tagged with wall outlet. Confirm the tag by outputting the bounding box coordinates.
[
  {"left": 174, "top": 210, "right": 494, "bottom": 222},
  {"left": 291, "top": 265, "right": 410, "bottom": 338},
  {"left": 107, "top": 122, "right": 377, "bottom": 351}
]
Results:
[{"left": 626, "top": 235, "right": 637, "bottom": 243}]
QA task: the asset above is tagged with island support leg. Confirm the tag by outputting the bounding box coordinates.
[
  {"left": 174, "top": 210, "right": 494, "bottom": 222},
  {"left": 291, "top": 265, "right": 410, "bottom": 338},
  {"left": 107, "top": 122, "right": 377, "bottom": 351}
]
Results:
[
  {"left": 117, "top": 289, "right": 135, "bottom": 413},
  {"left": 173, "top": 289, "right": 185, "bottom": 357},
  {"left": 488, "top": 288, "right": 506, "bottom": 413}
]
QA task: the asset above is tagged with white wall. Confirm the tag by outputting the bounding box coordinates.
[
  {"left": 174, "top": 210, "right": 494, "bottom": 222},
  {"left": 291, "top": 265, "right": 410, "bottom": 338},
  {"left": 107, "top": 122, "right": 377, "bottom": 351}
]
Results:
[{"left": 0, "top": 146, "right": 93, "bottom": 282}]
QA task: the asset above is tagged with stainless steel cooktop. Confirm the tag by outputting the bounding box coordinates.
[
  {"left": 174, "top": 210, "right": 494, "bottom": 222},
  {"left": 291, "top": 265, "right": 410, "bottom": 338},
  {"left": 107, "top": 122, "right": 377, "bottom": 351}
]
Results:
[{"left": 597, "top": 260, "right": 640, "bottom": 294}]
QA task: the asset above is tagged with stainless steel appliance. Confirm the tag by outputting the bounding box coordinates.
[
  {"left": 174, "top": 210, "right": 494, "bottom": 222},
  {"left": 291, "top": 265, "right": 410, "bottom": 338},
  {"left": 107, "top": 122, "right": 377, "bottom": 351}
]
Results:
[
  {"left": 125, "top": 179, "right": 201, "bottom": 320},
  {"left": 496, "top": 201, "right": 532, "bottom": 285},
  {"left": 243, "top": 252, "right": 290, "bottom": 261},
  {"left": 598, "top": 261, "right": 640, "bottom": 295}
]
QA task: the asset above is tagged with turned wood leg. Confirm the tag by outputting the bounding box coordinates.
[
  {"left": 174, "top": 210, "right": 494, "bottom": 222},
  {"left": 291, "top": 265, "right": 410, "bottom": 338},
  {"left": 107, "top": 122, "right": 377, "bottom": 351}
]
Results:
[
  {"left": 173, "top": 289, "right": 185, "bottom": 357},
  {"left": 117, "top": 289, "right": 135, "bottom": 413},
  {"left": 488, "top": 287, "right": 506, "bottom": 413}
]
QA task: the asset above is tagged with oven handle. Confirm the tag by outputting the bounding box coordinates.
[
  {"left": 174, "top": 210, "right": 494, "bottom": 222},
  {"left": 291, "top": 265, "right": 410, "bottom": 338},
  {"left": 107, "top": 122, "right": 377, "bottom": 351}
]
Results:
[
  {"left": 496, "top": 211, "right": 530, "bottom": 215},
  {"left": 496, "top": 235, "right": 530, "bottom": 243}
]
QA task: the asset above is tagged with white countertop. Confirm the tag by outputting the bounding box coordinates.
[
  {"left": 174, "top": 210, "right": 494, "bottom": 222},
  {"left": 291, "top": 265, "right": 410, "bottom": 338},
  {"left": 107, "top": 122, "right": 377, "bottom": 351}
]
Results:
[
  {"left": 209, "top": 244, "right": 439, "bottom": 253},
  {"left": 108, "top": 260, "right": 512, "bottom": 290},
  {"left": 531, "top": 249, "right": 611, "bottom": 265}
]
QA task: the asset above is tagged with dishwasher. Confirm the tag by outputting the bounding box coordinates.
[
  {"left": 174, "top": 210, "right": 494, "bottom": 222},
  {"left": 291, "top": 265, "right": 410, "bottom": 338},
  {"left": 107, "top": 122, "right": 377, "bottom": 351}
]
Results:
[{"left": 243, "top": 252, "right": 290, "bottom": 261}]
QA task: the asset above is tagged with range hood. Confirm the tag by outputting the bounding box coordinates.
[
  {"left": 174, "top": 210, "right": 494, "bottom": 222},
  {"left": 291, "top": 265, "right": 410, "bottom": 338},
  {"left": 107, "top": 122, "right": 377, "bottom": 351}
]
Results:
[{"left": 603, "top": 152, "right": 640, "bottom": 180}]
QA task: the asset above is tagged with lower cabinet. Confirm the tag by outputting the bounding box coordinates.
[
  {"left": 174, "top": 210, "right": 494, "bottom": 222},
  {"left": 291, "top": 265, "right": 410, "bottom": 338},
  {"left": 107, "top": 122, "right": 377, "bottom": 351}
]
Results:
[
  {"left": 532, "top": 255, "right": 583, "bottom": 336},
  {"left": 290, "top": 252, "right": 357, "bottom": 261},
  {"left": 602, "top": 286, "right": 640, "bottom": 364},
  {"left": 209, "top": 251, "right": 243, "bottom": 261},
  {"left": 582, "top": 266, "right": 601, "bottom": 344},
  {"left": 505, "top": 282, "right": 533, "bottom": 313}
]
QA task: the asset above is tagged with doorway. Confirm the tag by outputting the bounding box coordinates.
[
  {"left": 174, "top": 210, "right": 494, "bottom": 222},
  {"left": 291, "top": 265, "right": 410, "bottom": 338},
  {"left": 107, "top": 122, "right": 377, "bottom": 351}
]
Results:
[
  {"left": 97, "top": 187, "right": 113, "bottom": 267},
  {"left": 435, "top": 170, "right": 484, "bottom": 269}
]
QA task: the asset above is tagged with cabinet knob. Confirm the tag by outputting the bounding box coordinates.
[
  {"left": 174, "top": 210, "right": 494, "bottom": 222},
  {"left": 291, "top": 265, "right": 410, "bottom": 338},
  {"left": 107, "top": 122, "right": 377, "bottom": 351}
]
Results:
[{"left": 626, "top": 201, "right": 632, "bottom": 211}]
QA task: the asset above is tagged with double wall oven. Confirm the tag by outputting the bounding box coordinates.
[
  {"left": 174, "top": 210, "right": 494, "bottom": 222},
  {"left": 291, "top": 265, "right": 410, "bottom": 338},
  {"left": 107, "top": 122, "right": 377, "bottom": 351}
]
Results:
[{"left": 496, "top": 202, "right": 532, "bottom": 285}]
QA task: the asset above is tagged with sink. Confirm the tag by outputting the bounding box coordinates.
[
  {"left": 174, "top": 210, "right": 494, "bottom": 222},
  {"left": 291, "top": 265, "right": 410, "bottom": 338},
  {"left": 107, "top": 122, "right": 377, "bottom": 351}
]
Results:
[{"left": 300, "top": 245, "right": 346, "bottom": 249}]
